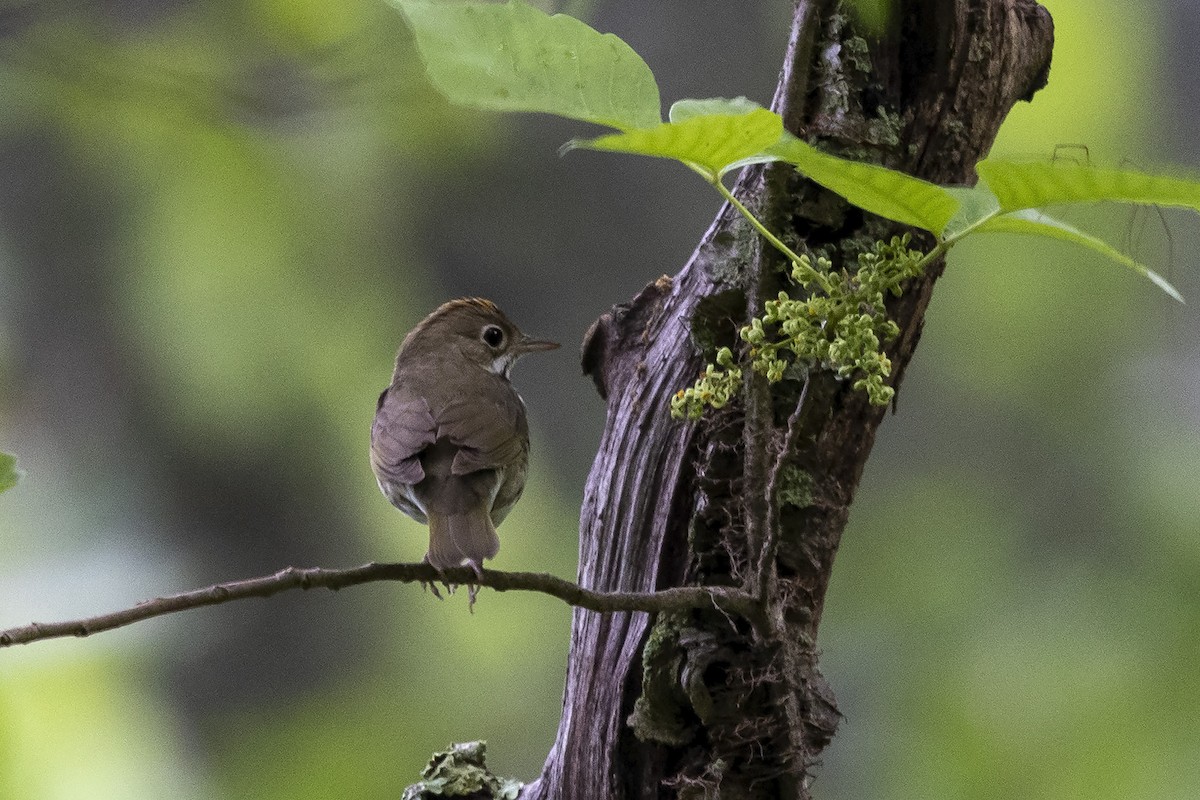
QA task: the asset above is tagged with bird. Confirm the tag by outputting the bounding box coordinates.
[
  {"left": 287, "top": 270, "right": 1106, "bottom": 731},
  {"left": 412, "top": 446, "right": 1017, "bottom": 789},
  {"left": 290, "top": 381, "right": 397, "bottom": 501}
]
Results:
[{"left": 370, "top": 298, "right": 558, "bottom": 585}]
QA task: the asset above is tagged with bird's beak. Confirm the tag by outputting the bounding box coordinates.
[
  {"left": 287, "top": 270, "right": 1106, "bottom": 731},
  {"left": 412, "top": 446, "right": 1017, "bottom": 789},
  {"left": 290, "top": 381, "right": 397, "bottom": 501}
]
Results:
[{"left": 515, "top": 335, "right": 560, "bottom": 355}]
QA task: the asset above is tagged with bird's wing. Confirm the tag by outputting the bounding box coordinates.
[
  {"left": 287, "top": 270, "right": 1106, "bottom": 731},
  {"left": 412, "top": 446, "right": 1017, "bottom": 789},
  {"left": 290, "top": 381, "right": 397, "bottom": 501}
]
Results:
[
  {"left": 435, "top": 386, "right": 529, "bottom": 476},
  {"left": 370, "top": 384, "right": 438, "bottom": 485}
]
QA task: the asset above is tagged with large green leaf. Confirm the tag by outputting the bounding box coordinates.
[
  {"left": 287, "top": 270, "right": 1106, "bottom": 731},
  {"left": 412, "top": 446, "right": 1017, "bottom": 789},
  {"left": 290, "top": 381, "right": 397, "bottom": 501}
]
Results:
[
  {"left": 974, "top": 209, "right": 1184, "bottom": 303},
  {"left": 0, "top": 452, "right": 20, "bottom": 495},
  {"left": 769, "top": 133, "right": 961, "bottom": 236},
  {"left": 564, "top": 105, "right": 783, "bottom": 178},
  {"left": 976, "top": 159, "right": 1200, "bottom": 215},
  {"left": 393, "top": 0, "right": 661, "bottom": 130}
]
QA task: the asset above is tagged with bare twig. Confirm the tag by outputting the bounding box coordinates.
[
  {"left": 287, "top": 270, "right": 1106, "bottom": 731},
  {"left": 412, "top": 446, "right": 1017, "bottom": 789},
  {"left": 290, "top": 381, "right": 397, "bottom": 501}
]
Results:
[
  {"left": 0, "top": 562, "right": 756, "bottom": 648},
  {"left": 756, "top": 380, "right": 812, "bottom": 602},
  {"left": 741, "top": 0, "right": 823, "bottom": 610},
  {"left": 742, "top": 367, "right": 775, "bottom": 588},
  {"left": 770, "top": 0, "right": 822, "bottom": 135},
  {"left": 752, "top": 378, "right": 813, "bottom": 785}
]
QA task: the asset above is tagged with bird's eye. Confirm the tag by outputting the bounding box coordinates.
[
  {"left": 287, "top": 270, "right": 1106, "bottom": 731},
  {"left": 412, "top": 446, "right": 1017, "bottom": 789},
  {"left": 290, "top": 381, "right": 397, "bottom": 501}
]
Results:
[{"left": 481, "top": 325, "right": 505, "bottom": 348}]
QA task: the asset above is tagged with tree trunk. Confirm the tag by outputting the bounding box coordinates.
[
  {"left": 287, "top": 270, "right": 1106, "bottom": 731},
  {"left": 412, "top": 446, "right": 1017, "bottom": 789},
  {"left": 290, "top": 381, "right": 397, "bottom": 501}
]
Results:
[{"left": 526, "top": 1, "right": 1054, "bottom": 798}]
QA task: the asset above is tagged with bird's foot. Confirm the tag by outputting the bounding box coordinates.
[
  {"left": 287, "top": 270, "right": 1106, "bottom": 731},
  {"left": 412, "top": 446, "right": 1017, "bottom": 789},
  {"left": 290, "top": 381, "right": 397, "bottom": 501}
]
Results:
[
  {"left": 420, "top": 556, "right": 484, "bottom": 608},
  {"left": 420, "top": 556, "right": 451, "bottom": 599},
  {"left": 466, "top": 560, "right": 484, "bottom": 612}
]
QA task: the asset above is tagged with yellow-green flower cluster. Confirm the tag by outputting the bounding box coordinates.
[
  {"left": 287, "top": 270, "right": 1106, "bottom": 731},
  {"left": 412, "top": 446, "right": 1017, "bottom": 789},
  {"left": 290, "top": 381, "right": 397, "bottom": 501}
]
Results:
[
  {"left": 671, "top": 347, "right": 743, "bottom": 421},
  {"left": 672, "top": 235, "right": 923, "bottom": 420}
]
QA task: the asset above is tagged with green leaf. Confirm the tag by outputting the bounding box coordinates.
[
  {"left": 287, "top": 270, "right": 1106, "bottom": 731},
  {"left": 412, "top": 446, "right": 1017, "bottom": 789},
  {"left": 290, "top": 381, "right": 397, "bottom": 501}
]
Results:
[
  {"left": 393, "top": 0, "right": 661, "bottom": 130},
  {"left": 942, "top": 185, "right": 1001, "bottom": 239},
  {"left": 668, "top": 96, "right": 765, "bottom": 123},
  {"left": 564, "top": 106, "right": 783, "bottom": 179},
  {"left": 974, "top": 209, "right": 1184, "bottom": 303},
  {"left": 768, "top": 133, "right": 961, "bottom": 235},
  {"left": 0, "top": 452, "right": 20, "bottom": 495},
  {"left": 976, "top": 159, "right": 1200, "bottom": 215}
]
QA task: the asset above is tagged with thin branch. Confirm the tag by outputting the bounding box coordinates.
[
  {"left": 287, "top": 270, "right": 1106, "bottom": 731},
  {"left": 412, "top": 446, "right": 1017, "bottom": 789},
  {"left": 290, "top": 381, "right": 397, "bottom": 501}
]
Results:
[
  {"left": 742, "top": 368, "right": 774, "bottom": 582},
  {"left": 756, "top": 379, "right": 812, "bottom": 602},
  {"left": 741, "top": 0, "right": 825, "bottom": 615},
  {"left": 0, "top": 562, "right": 756, "bottom": 648},
  {"left": 770, "top": 0, "right": 825, "bottom": 135}
]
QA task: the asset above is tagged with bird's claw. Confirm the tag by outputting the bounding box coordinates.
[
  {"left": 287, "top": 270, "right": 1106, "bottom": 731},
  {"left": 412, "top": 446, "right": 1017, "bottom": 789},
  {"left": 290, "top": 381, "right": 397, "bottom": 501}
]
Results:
[
  {"left": 420, "top": 557, "right": 484, "bottom": 610},
  {"left": 466, "top": 560, "right": 484, "bottom": 612}
]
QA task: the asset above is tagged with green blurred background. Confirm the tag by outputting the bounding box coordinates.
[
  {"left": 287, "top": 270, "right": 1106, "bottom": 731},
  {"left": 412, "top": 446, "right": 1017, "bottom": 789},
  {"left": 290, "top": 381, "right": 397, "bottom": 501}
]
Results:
[{"left": 0, "top": 0, "right": 1197, "bottom": 797}]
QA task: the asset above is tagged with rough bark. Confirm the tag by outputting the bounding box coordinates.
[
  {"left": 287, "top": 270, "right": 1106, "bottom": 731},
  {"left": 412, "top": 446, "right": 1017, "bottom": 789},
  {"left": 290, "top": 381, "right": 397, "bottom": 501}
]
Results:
[{"left": 526, "top": 1, "right": 1054, "bottom": 798}]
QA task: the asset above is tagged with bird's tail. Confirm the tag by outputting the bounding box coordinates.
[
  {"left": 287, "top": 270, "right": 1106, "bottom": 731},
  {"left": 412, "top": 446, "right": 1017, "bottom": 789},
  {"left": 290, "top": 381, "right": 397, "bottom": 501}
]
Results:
[{"left": 427, "top": 508, "right": 500, "bottom": 575}]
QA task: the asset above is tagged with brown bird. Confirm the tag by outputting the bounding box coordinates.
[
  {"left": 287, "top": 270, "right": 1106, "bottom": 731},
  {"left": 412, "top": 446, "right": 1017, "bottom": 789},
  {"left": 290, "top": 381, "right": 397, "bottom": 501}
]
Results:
[{"left": 371, "top": 298, "right": 558, "bottom": 580}]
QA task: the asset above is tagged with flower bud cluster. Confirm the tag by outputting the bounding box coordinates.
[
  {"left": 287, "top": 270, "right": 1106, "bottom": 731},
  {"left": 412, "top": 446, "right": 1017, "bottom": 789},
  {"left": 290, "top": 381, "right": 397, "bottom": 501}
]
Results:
[
  {"left": 671, "top": 235, "right": 923, "bottom": 420},
  {"left": 671, "top": 348, "right": 742, "bottom": 421}
]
